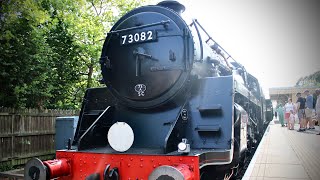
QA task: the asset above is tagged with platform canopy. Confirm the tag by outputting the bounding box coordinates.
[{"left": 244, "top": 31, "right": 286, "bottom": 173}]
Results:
[{"left": 269, "top": 86, "right": 318, "bottom": 106}]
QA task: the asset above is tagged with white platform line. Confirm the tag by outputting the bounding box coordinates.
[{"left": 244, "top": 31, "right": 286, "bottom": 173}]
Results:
[{"left": 242, "top": 122, "right": 271, "bottom": 180}]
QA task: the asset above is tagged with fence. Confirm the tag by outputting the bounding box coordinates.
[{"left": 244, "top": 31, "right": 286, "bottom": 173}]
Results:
[{"left": 0, "top": 107, "right": 78, "bottom": 169}]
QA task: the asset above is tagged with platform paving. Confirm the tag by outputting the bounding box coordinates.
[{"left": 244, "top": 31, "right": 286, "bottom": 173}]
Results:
[{"left": 243, "top": 120, "right": 320, "bottom": 180}]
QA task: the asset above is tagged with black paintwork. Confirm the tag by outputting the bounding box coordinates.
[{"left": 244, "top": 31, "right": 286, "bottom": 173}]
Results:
[
  {"left": 100, "top": 5, "right": 194, "bottom": 109},
  {"left": 70, "top": 2, "right": 271, "bottom": 179}
]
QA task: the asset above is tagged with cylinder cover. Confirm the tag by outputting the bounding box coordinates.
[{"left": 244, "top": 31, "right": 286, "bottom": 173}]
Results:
[{"left": 149, "top": 165, "right": 193, "bottom": 180}]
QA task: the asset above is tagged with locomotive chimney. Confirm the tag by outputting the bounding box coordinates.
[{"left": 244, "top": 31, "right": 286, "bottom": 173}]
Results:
[{"left": 157, "top": 0, "right": 185, "bottom": 14}]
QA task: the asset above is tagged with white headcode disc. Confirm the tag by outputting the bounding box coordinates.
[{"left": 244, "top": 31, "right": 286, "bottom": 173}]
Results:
[{"left": 108, "top": 122, "right": 134, "bottom": 152}]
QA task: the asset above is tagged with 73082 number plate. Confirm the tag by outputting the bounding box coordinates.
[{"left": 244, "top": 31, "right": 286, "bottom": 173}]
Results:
[{"left": 120, "top": 30, "right": 156, "bottom": 45}]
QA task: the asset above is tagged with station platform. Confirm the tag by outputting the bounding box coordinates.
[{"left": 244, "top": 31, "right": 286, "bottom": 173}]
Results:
[{"left": 243, "top": 120, "right": 320, "bottom": 180}]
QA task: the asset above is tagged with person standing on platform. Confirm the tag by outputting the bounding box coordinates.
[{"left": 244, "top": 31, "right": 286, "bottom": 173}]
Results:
[
  {"left": 296, "top": 92, "right": 306, "bottom": 132},
  {"left": 284, "top": 98, "right": 295, "bottom": 127},
  {"left": 288, "top": 110, "right": 295, "bottom": 130},
  {"left": 315, "top": 89, "right": 320, "bottom": 135},
  {"left": 304, "top": 90, "right": 314, "bottom": 129},
  {"left": 276, "top": 103, "right": 285, "bottom": 127}
]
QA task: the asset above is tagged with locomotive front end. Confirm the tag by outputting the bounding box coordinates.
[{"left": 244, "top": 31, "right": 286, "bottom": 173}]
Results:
[
  {"left": 25, "top": 0, "right": 268, "bottom": 179},
  {"left": 25, "top": 1, "right": 201, "bottom": 180}
]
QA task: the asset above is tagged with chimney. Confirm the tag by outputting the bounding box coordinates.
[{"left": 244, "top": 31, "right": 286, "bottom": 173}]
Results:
[{"left": 157, "top": 0, "right": 185, "bottom": 14}]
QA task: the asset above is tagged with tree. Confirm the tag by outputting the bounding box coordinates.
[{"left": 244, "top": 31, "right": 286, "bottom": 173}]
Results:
[
  {"left": 295, "top": 71, "right": 320, "bottom": 87},
  {"left": 0, "top": 0, "right": 146, "bottom": 109},
  {"left": 66, "top": 0, "right": 147, "bottom": 89},
  {"left": 0, "top": 0, "right": 54, "bottom": 108}
]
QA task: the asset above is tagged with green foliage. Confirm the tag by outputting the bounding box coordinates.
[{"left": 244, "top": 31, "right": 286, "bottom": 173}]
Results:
[
  {"left": 295, "top": 71, "right": 320, "bottom": 87},
  {"left": 1, "top": 0, "right": 53, "bottom": 108},
  {"left": 0, "top": 164, "right": 14, "bottom": 172},
  {"left": 0, "top": 0, "right": 146, "bottom": 109}
]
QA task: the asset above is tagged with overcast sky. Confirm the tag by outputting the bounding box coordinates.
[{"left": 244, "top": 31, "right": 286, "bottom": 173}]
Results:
[{"left": 152, "top": 0, "right": 320, "bottom": 96}]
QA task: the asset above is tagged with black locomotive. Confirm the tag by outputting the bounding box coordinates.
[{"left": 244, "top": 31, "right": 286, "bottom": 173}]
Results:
[{"left": 25, "top": 1, "right": 272, "bottom": 180}]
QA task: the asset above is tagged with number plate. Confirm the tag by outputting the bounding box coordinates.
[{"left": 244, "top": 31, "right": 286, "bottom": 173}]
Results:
[{"left": 120, "top": 30, "right": 157, "bottom": 45}]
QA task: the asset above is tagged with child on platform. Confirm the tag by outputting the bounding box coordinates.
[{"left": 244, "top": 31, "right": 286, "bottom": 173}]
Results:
[
  {"left": 284, "top": 98, "right": 295, "bottom": 127},
  {"left": 288, "top": 110, "right": 295, "bottom": 130}
]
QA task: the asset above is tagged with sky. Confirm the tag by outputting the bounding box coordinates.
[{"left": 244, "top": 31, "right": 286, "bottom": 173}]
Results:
[{"left": 153, "top": 0, "right": 320, "bottom": 96}]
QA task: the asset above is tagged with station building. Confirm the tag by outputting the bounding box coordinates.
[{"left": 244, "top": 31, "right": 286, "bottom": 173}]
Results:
[{"left": 269, "top": 86, "right": 318, "bottom": 106}]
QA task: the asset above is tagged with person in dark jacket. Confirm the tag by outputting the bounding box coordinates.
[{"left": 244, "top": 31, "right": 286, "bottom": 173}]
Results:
[
  {"left": 304, "top": 90, "right": 314, "bottom": 129},
  {"left": 315, "top": 89, "right": 320, "bottom": 135},
  {"left": 296, "top": 92, "right": 306, "bottom": 132}
]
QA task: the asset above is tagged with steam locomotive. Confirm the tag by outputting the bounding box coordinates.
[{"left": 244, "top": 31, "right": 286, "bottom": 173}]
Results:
[{"left": 25, "top": 1, "right": 273, "bottom": 179}]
